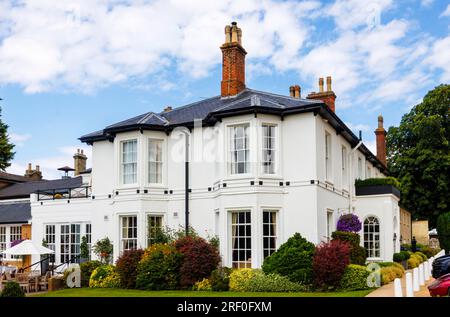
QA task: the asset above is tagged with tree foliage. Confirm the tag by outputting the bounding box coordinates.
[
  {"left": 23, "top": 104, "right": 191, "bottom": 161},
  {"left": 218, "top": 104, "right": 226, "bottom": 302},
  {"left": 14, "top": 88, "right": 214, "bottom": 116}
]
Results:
[
  {"left": 0, "top": 107, "right": 15, "bottom": 171},
  {"left": 386, "top": 84, "right": 450, "bottom": 227}
]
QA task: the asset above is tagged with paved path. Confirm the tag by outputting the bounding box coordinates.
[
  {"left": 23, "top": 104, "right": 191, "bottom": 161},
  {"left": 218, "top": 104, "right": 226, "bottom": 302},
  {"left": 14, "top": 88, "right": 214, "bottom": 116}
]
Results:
[{"left": 366, "top": 270, "right": 433, "bottom": 297}]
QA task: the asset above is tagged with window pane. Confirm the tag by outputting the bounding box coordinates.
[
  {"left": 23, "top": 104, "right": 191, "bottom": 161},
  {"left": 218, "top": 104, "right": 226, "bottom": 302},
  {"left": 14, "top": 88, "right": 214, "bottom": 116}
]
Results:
[{"left": 231, "top": 211, "right": 251, "bottom": 268}]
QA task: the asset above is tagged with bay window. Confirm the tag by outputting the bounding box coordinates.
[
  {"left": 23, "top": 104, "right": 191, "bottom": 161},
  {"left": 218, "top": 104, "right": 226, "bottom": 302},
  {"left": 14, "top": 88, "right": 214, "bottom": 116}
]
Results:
[
  {"left": 230, "top": 211, "right": 252, "bottom": 268},
  {"left": 121, "top": 139, "right": 137, "bottom": 185},
  {"left": 230, "top": 125, "right": 249, "bottom": 175},
  {"left": 148, "top": 139, "right": 163, "bottom": 184},
  {"left": 263, "top": 210, "right": 277, "bottom": 259},
  {"left": 262, "top": 125, "right": 276, "bottom": 174},
  {"left": 120, "top": 216, "right": 137, "bottom": 252}
]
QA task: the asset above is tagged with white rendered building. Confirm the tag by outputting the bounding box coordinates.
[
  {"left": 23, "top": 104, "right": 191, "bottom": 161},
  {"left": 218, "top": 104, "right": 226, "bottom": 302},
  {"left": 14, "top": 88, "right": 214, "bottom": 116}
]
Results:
[{"left": 30, "top": 23, "right": 400, "bottom": 268}]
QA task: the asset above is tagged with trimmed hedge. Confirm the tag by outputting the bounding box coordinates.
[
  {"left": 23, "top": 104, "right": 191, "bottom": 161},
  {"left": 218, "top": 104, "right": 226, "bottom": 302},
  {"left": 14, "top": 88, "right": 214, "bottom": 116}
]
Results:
[
  {"left": 339, "top": 265, "right": 370, "bottom": 291},
  {"left": 355, "top": 177, "right": 400, "bottom": 188},
  {"left": 262, "top": 233, "right": 315, "bottom": 284},
  {"left": 229, "top": 269, "right": 306, "bottom": 292},
  {"left": 229, "top": 268, "right": 259, "bottom": 292}
]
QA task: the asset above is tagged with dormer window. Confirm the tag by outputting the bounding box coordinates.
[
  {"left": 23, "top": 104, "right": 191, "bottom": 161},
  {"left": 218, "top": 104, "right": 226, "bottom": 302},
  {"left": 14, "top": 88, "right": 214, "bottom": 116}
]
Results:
[{"left": 121, "top": 139, "right": 137, "bottom": 185}]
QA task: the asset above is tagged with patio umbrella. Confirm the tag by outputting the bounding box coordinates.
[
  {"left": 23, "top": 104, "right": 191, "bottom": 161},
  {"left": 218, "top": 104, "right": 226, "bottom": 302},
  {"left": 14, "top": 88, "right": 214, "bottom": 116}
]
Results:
[{"left": 1, "top": 239, "right": 55, "bottom": 256}]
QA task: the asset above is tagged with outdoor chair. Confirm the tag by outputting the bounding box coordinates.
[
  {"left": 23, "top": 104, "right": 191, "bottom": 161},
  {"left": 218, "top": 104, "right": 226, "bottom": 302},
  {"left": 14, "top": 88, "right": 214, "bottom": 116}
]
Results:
[
  {"left": 38, "top": 271, "right": 51, "bottom": 291},
  {"left": 15, "top": 273, "right": 30, "bottom": 293}
]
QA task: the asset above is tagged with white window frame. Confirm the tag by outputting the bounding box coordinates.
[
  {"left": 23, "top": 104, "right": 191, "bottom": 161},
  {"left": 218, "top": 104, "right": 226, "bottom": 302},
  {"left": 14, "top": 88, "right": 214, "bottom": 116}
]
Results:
[
  {"left": 120, "top": 215, "right": 138, "bottom": 252},
  {"left": 147, "top": 138, "right": 163, "bottom": 185},
  {"left": 341, "top": 146, "right": 348, "bottom": 188},
  {"left": 60, "top": 223, "right": 81, "bottom": 264},
  {"left": 325, "top": 131, "right": 332, "bottom": 181},
  {"left": 229, "top": 210, "right": 252, "bottom": 269},
  {"left": 146, "top": 214, "right": 164, "bottom": 247},
  {"left": 261, "top": 124, "right": 277, "bottom": 175},
  {"left": 229, "top": 124, "right": 250, "bottom": 175},
  {"left": 364, "top": 216, "right": 381, "bottom": 259},
  {"left": 121, "top": 139, "right": 138, "bottom": 185},
  {"left": 262, "top": 210, "right": 278, "bottom": 259},
  {"left": 0, "top": 225, "right": 23, "bottom": 261},
  {"left": 45, "top": 224, "right": 56, "bottom": 262},
  {"left": 326, "top": 209, "right": 334, "bottom": 241}
]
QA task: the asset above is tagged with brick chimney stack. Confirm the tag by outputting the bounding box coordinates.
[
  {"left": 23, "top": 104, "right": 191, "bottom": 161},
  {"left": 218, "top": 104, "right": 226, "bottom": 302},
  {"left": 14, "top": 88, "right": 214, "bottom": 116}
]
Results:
[
  {"left": 375, "top": 115, "right": 387, "bottom": 166},
  {"left": 306, "top": 76, "right": 337, "bottom": 112},
  {"left": 73, "top": 149, "right": 87, "bottom": 176},
  {"left": 289, "top": 85, "right": 301, "bottom": 98},
  {"left": 24, "top": 163, "right": 43, "bottom": 181},
  {"left": 221, "top": 22, "right": 247, "bottom": 97}
]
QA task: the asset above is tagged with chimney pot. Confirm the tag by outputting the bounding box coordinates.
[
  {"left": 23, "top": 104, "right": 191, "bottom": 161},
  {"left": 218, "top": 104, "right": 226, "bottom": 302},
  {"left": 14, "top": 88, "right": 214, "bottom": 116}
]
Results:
[
  {"left": 375, "top": 114, "right": 387, "bottom": 166},
  {"left": 164, "top": 106, "right": 172, "bottom": 112},
  {"left": 294, "top": 85, "right": 301, "bottom": 99},
  {"left": 326, "top": 76, "right": 332, "bottom": 92},
  {"left": 319, "top": 77, "right": 324, "bottom": 92},
  {"left": 289, "top": 86, "right": 295, "bottom": 97},
  {"left": 28, "top": 163, "right": 32, "bottom": 171},
  {"left": 221, "top": 22, "right": 247, "bottom": 97},
  {"left": 36, "top": 165, "right": 40, "bottom": 172}
]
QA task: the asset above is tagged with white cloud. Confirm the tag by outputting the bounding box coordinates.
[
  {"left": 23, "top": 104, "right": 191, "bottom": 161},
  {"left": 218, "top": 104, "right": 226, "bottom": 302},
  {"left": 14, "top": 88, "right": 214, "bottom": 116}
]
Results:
[
  {"left": 424, "top": 35, "right": 450, "bottom": 81},
  {"left": 0, "top": 0, "right": 320, "bottom": 93},
  {"left": 8, "top": 132, "right": 31, "bottom": 147},
  {"left": 441, "top": 4, "right": 450, "bottom": 17},
  {"left": 6, "top": 145, "right": 92, "bottom": 180},
  {"left": 345, "top": 122, "right": 371, "bottom": 133},
  {"left": 421, "top": 0, "right": 434, "bottom": 7}
]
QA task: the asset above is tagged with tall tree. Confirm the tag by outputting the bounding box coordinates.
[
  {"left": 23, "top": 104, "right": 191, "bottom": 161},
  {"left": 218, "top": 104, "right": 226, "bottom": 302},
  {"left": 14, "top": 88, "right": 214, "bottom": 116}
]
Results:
[
  {"left": 387, "top": 84, "right": 450, "bottom": 227},
  {"left": 0, "top": 106, "right": 15, "bottom": 171}
]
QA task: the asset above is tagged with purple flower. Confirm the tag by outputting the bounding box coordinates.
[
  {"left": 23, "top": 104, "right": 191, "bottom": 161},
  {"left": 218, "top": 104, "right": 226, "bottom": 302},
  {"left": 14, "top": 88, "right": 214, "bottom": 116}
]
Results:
[{"left": 336, "top": 214, "right": 362, "bottom": 233}]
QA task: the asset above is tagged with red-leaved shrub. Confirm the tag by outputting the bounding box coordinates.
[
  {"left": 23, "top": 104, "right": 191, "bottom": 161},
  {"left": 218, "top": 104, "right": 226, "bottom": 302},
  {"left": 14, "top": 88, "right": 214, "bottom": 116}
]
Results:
[
  {"left": 115, "top": 248, "right": 144, "bottom": 289},
  {"left": 312, "top": 240, "right": 350, "bottom": 289},
  {"left": 174, "top": 236, "right": 221, "bottom": 288}
]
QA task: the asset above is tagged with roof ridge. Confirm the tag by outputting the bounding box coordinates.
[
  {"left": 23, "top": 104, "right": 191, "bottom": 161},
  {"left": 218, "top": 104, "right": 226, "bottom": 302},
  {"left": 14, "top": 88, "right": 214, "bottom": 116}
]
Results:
[
  {"left": 246, "top": 88, "right": 321, "bottom": 103},
  {"left": 137, "top": 112, "right": 156, "bottom": 124},
  {"left": 159, "top": 95, "right": 221, "bottom": 116},
  {"left": 212, "top": 95, "right": 252, "bottom": 112}
]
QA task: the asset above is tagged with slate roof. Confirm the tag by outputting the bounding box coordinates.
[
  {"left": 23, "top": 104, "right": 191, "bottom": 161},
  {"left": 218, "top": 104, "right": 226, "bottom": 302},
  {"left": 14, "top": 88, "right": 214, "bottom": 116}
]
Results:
[
  {"left": 79, "top": 88, "right": 388, "bottom": 172},
  {"left": 80, "top": 89, "right": 322, "bottom": 142},
  {"left": 0, "top": 202, "right": 31, "bottom": 224},
  {"left": 0, "top": 177, "right": 83, "bottom": 200},
  {"left": 0, "top": 171, "right": 30, "bottom": 183}
]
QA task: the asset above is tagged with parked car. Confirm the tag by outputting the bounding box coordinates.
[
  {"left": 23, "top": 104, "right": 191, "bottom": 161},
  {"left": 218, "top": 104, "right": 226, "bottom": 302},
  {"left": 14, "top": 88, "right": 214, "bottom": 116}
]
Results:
[
  {"left": 432, "top": 254, "right": 450, "bottom": 279},
  {"left": 428, "top": 273, "right": 450, "bottom": 297}
]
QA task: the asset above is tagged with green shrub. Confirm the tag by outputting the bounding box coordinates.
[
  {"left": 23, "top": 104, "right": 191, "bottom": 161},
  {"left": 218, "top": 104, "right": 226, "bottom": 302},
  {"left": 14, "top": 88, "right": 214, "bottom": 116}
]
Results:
[
  {"left": 262, "top": 233, "right": 315, "bottom": 284},
  {"left": 229, "top": 268, "right": 259, "bottom": 292},
  {"left": 407, "top": 256, "right": 420, "bottom": 269},
  {"left": 246, "top": 273, "right": 307, "bottom": 292},
  {"left": 210, "top": 267, "right": 231, "bottom": 292},
  {"left": 420, "top": 246, "right": 439, "bottom": 258},
  {"left": 392, "top": 262, "right": 405, "bottom": 273},
  {"left": 380, "top": 267, "right": 397, "bottom": 285},
  {"left": 411, "top": 254, "right": 424, "bottom": 264},
  {"left": 332, "top": 231, "right": 367, "bottom": 265},
  {"left": 355, "top": 177, "right": 400, "bottom": 189},
  {"left": 437, "top": 212, "right": 450, "bottom": 253},
  {"left": 136, "top": 243, "right": 183, "bottom": 290},
  {"left": 414, "top": 251, "right": 427, "bottom": 262},
  {"left": 377, "top": 262, "right": 395, "bottom": 267},
  {"left": 393, "top": 253, "right": 404, "bottom": 263},
  {"left": 400, "top": 251, "right": 411, "bottom": 260},
  {"left": 89, "top": 265, "right": 121, "bottom": 288},
  {"left": 0, "top": 281, "right": 25, "bottom": 297},
  {"left": 80, "top": 260, "right": 102, "bottom": 287},
  {"left": 193, "top": 278, "right": 212, "bottom": 291},
  {"left": 339, "top": 265, "right": 370, "bottom": 291},
  {"left": 331, "top": 231, "right": 360, "bottom": 245}
]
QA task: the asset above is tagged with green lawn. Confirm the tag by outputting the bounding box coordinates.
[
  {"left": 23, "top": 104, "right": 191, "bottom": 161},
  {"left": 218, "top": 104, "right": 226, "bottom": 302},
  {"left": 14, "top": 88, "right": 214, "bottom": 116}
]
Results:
[{"left": 33, "top": 288, "right": 372, "bottom": 297}]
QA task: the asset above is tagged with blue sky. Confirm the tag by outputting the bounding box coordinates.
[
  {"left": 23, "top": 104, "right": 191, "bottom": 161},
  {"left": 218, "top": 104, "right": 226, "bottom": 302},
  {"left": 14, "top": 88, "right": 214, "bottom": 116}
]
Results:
[{"left": 0, "top": 0, "right": 449, "bottom": 179}]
